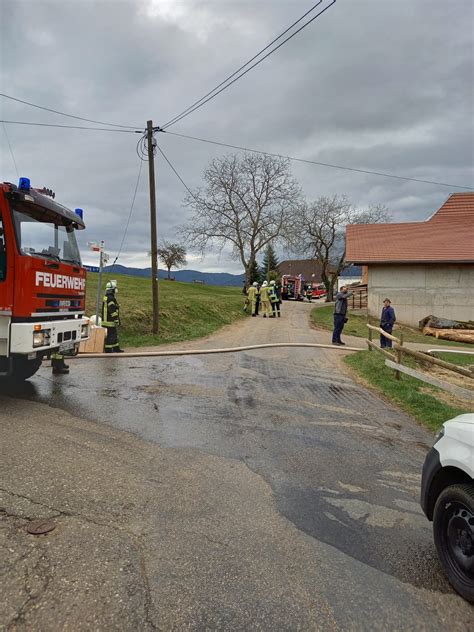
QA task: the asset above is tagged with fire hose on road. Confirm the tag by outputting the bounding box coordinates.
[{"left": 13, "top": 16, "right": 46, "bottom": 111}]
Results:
[{"left": 70, "top": 342, "right": 363, "bottom": 359}]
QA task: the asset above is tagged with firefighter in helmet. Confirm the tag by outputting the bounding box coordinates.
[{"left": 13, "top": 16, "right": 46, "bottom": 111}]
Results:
[
  {"left": 259, "top": 281, "right": 272, "bottom": 318},
  {"left": 102, "top": 280, "right": 124, "bottom": 353},
  {"left": 247, "top": 282, "right": 260, "bottom": 317}
]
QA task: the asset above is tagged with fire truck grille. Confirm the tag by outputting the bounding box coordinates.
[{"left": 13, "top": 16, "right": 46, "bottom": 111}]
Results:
[{"left": 57, "top": 331, "right": 77, "bottom": 343}]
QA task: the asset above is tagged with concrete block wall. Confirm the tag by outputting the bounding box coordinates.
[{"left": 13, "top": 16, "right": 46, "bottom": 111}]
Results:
[{"left": 367, "top": 263, "right": 474, "bottom": 327}]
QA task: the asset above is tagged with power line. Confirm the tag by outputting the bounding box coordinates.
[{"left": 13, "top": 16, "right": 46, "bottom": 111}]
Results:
[
  {"left": 156, "top": 144, "right": 195, "bottom": 199},
  {"left": 162, "top": 130, "right": 474, "bottom": 191},
  {"left": 0, "top": 119, "right": 139, "bottom": 133},
  {"left": 111, "top": 160, "right": 144, "bottom": 269},
  {"left": 161, "top": 0, "right": 336, "bottom": 130},
  {"left": 161, "top": 0, "right": 326, "bottom": 129},
  {"left": 1, "top": 93, "right": 139, "bottom": 129},
  {"left": 2, "top": 122, "right": 19, "bottom": 177}
]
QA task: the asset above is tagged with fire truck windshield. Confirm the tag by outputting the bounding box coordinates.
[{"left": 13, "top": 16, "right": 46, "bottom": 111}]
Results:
[{"left": 11, "top": 202, "right": 82, "bottom": 265}]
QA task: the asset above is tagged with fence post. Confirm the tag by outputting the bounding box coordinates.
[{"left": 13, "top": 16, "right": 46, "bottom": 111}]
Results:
[
  {"left": 395, "top": 332, "right": 403, "bottom": 380},
  {"left": 368, "top": 326, "right": 372, "bottom": 351}
]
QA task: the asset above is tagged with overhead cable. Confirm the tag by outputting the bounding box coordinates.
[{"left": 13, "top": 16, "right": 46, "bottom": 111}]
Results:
[
  {"left": 0, "top": 119, "right": 139, "bottom": 133},
  {"left": 1, "top": 93, "right": 139, "bottom": 129},
  {"left": 2, "top": 122, "right": 19, "bottom": 177},
  {"left": 161, "top": 0, "right": 336, "bottom": 130},
  {"left": 156, "top": 144, "right": 196, "bottom": 198},
  {"left": 161, "top": 0, "right": 325, "bottom": 129},
  {"left": 162, "top": 130, "right": 474, "bottom": 190},
  {"left": 111, "top": 159, "right": 144, "bottom": 269}
]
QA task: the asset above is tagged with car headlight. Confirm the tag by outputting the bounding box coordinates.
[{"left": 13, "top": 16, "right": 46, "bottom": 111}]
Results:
[
  {"left": 32, "top": 328, "right": 51, "bottom": 348},
  {"left": 81, "top": 323, "right": 89, "bottom": 339}
]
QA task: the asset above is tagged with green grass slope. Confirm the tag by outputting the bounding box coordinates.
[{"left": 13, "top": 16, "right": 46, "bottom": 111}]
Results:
[{"left": 85, "top": 273, "right": 246, "bottom": 347}]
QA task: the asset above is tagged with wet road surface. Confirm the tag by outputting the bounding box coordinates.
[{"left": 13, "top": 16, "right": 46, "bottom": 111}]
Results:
[{"left": 2, "top": 301, "right": 473, "bottom": 629}]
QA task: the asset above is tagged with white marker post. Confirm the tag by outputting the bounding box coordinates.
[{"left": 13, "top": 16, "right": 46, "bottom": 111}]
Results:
[{"left": 88, "top": 241, "right": 105, "bottom": 325}]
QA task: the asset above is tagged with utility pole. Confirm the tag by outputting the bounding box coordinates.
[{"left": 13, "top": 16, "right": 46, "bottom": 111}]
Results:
[{"left": 147, "top": 120, "right": 159, "bottom": 334}]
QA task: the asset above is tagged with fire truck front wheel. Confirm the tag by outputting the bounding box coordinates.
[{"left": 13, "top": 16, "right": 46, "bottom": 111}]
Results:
[{"left": 10, "top": 357, "right": 42, "bottom": 381}]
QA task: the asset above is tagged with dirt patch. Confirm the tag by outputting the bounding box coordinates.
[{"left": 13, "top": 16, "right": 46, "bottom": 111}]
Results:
[{"left": 427, "top": 364, "right": 474, "bottom": 389}]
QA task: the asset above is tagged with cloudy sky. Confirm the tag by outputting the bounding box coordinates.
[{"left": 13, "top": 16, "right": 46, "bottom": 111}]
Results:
[{"left": 1, "top": 0, "right": 473, "bottom": 273}]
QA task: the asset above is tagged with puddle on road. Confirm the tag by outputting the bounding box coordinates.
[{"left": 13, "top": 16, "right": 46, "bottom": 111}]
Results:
[
  {"left": 277, "top": 483, "right": 453, "bottom": 594},
  {"left": 324, "top": 496, "right": 427, "bottom": 530}
]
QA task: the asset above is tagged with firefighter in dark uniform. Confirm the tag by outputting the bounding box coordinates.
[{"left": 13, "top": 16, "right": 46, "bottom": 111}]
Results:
[
  {"left": 269, "top": 280, "right": 281, "bottom": 317},
  {"left": 51, "top": 352, "right": 69, "bottom": 375},
  {"left": 102, "top": 280, "right": 124, "bottom": 353}
]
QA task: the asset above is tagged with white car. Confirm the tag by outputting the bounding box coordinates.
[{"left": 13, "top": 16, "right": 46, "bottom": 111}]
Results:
[{"left": 420, "top": 413, "right": 474, "bottom": 602}]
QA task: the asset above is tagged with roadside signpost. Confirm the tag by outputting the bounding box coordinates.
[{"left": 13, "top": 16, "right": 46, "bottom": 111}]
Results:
[{"left": 88, "top": 241, "right": 108, "bottom": 324}]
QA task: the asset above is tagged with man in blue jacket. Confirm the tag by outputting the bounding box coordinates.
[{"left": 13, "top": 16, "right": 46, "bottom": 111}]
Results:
[{"left": 380, "top": 298, "right": 396, "bottom": 348}]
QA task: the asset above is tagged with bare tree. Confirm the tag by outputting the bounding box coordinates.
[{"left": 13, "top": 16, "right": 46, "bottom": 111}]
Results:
[
  {"left": 180, "top": 153, "right": 300, "bottom": 283},
  {"left": 157, "top": 241, "right": 187, "bottom": 279},
  {"left": 287, "top": 195, "right": 390, "bottom": 300}
]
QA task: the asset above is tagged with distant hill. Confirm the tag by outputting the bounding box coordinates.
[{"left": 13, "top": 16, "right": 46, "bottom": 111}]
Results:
[{"left": 97, "top": 264, "right": 245, "bottom": 287}]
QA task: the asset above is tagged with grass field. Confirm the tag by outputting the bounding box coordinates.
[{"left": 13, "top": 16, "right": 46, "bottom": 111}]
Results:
[
  {"left": 344, "top": 351, "right": 470, "bottom": 432},
  {"left": 85, "top": 273, "right": 246, "bottom": 347},
  {"left": 312, "top": 304, "right": 472, "bottom": 348}
]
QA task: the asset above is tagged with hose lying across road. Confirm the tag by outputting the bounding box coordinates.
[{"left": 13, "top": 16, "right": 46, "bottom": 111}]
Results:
[{"left": 70, "top": 342, "right": 363, "bottom": 360}]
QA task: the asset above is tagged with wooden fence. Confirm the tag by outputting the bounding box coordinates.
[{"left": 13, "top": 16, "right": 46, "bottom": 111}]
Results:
[
  {"left": 347, "top": 284, "right": 368, "bottom": 310},
  {"left": 366, "top": 324, "right": 474, "bottom": 401}
]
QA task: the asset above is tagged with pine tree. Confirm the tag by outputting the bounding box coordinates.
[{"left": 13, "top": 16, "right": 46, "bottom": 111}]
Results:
[
  {"left": 260, "top": 244, "right": 280, "bottom": 281},
  {"left": 248, "top": 258, "right": 260, "bottom": 284}
]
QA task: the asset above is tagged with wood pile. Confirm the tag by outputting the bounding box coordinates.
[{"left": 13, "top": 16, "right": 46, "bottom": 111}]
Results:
[{"left": 422, "top": 326, "right": 474, "bottom": 344}]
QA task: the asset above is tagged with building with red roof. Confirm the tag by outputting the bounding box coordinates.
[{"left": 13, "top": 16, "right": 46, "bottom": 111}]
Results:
[
  {"left": 346, "top": 193, "right": 474, "bottom": 326},
  {"left": 277, "top": 259, "right": 333, "bottom": 281}
]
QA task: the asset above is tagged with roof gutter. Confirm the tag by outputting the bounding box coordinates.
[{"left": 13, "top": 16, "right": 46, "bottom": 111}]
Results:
[{"left": 346, "top": 259, "right": 474, "bottom": 265}]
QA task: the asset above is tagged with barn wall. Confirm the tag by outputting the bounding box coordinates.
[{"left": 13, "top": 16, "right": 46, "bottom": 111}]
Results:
[{"left": 367, "top": 264, "right": 474, "bottom": 326}]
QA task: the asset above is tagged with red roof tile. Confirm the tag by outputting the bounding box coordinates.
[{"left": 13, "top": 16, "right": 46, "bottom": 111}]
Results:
[{"left": 346, "top": 193, "right": 474, "bottom": 263}]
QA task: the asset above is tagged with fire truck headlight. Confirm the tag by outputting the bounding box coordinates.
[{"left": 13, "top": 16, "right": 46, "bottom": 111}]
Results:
[
  {"left": 33, "top": 329, "right": 51, "bottom": 348},
  {"left": 81, "top": 323, "right": 89, "bottom": 339}
]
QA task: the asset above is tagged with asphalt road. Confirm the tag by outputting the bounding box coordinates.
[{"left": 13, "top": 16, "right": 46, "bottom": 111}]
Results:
[{"left": 1, "top": 301, "right": 472, "bottom": 630}]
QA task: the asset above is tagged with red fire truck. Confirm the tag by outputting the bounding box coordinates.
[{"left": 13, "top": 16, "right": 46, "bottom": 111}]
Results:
[
  {"left": 281, "top": 274, "right": 304, "bottom": 300},
  {"left": 0, "top": 178, "right": 89, "bottom": 380},
  {"left": 309, "top": 282, "right": 327, "bottom": 300}
]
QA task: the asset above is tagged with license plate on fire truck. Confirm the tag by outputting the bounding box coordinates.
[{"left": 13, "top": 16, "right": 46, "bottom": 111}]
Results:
[{"left": 59, "top": 341, "right": 75, "bottom": 353}]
